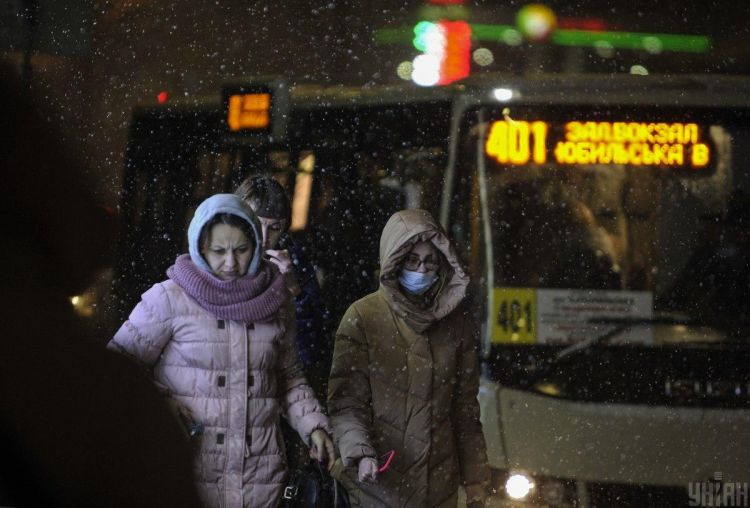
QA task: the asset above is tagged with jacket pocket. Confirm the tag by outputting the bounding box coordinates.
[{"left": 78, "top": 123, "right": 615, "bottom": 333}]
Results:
[{"left": 194, "top": 428, "right": 228, "bottom": 480}]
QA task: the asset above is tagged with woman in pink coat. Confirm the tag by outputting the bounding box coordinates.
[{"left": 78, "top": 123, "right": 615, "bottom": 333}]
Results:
[{"left": 109, "top": 193, "right": 334, "bottom": 508}]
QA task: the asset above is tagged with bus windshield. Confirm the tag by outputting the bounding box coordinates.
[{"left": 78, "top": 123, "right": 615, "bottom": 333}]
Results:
[{"left": 462, "top": 104, "right": 750, "bottom": 346}]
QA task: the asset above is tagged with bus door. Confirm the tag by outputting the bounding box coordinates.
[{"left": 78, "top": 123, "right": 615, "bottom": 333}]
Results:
[
  {"left": 272, "top": 97, "right": 452, "bottom": 325},
  {"left": 447, "top": 93, "right": 750, "bottom": 506}
]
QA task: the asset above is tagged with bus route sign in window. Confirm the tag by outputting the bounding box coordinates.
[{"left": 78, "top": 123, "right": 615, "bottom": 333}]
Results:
[
  {"left": 222, "top": 78, "right": 289, "bottom": 144},
  {"left": 485, "top": 119, "right": 712, "bottom": 170},
  {"left": 227, "top": 92, "right": 271, "bottom": 131},
  {"left": 491, "top": 287, "right": 653, "bottom": 346}
]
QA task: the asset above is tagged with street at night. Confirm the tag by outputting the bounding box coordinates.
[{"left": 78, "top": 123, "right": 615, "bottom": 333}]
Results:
[{"left": 2, "top": 1, "right": 750, "bottom": 507}]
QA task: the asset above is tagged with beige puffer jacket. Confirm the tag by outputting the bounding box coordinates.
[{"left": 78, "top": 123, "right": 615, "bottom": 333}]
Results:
[
  {"left": 109, "top": 280, "right": 330, "bottom": 508},
  {"left": 328, "top": 209, "right": 489, "bottom": 507}
]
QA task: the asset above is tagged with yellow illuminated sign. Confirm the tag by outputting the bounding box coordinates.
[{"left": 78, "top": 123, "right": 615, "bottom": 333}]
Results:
[
  {"left": 227, "top": 93, "right": 271, "bottom": 132},
  {"left": 491, "top": 288, "right": 537, "bottom": 344},
  {"left": 486, "top": 120, "right": 711, "bottom": 169}
]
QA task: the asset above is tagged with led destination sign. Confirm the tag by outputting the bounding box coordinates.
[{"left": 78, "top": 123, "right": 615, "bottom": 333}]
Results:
[
  {"left": 485, "top": 120, "right": 712, "bottom": 169},
  {"left": 226, "top": 93, "right": 271, "bottom": 132},
  {"left": 222, "top": 78, "right": 289, "bottom": 144}
]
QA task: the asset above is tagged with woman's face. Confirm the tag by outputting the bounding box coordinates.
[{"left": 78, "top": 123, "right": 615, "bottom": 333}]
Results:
[
  {"left": 404, "top": 241, "right": 439, "bottom": 273},
  {"left": 257, "top": 216, "right": 286, "bottom": 250},
  {"left": 201, "top": 223, "right": 254, "bottom": 281}
]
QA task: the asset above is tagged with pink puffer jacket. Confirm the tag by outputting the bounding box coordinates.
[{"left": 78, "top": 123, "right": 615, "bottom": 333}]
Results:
[{"left": 109, "top": 280, "right": 330, "bottom": 508}]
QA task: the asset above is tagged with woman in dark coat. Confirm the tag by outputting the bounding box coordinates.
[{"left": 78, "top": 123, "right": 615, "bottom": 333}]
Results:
[{"left": 328, "top": 209, "right": 490, "bottom": 507}]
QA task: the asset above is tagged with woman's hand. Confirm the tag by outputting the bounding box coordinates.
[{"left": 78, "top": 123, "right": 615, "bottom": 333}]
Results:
[
  {"left": 166, "top": 398, "right": 198, "bottom": 436},
  {"left": 264, "top": 249, "right": 293, "bottom": 274},
  {"left": 309, "top": 429, "right": 336, "bottom": 471},
  {"left": 357, "top": 457, "right": 379, "bottom": 484}
]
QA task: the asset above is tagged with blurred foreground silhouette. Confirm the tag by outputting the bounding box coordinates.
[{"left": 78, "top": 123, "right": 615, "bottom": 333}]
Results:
[{"left": 0, "top": 63, "right": 202, "bottom": 508}]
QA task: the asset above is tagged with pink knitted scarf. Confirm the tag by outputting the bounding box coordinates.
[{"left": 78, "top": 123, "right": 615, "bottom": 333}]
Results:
[{"left": 167, "top": 254, "right": 287, "bottom": 324}]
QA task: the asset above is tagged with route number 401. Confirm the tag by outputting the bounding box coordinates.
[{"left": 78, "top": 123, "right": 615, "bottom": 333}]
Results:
[{"left": 491, "top": 288, "right": 537, "bottom": 344}]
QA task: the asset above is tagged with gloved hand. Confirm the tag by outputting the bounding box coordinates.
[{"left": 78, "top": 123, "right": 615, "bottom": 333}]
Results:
[{"left": 357, "top": 457, "right": 379, "bottom": 483}]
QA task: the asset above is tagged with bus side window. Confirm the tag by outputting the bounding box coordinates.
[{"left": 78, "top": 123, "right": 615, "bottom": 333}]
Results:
[
  {"left": 300, "top": 149, "right": 404, "bottom": 323},
  {"left": 391, "top": 148, "right": 446, "bottom": 216}
]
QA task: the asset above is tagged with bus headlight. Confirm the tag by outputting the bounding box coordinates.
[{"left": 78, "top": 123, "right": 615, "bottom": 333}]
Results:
[
  {"left": 505, "top": 473, "right": 535, "bottom": 500},
  {"left": 492, "top": 87, "right": 515, "bottom": 101}
]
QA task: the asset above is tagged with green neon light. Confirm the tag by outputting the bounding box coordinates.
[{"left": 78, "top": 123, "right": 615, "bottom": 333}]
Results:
[
  {"left": 552, "top": 29, "right": 710, "bottom": 53},
  {"left": 374, "top": 24, "right": 711, "bottom": 53},
  {"left": 374, "top": 26, "right": 413, "bottom": 45},
  {"left": 413, "top": 21, "right": 436, "bottom": 52},
  {"left": 470, "top": 23, "right": 518, "bottom": 40},
  {"left": 417, "top": 4, "right": 469, "bottom": 21}
]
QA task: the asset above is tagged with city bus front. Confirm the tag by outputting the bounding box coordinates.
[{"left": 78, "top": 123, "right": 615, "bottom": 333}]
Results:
[{"left": 443, "top": 76, "right": 750, "bottom": 507}]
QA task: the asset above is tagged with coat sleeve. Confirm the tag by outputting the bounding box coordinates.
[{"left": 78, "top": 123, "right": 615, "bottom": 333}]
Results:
[
  {"left": 291, "top": 251, "right": 332, "bottom": 368},
  {"left": 452, "top": 317, "right": 490, "bottom": 488},
  {"left": 107, "top": 283, "right": 174, "bottom": 369},
  {"left": 277, "top": 301, "right": 332, "bottom": 443},
  {"left": 327, "top": 304, "right": 376, "bottom": 467}
]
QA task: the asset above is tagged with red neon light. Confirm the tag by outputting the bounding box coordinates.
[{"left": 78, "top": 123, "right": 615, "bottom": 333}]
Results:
[
  {"left": 558, "top": 17, "right": 608, "bottom": 31},
  {"left": 438, "top": 20, "right": 471, "bottom": 85},
  {"left": 157, "top": 91, "right": 169, "bottom": 104}
]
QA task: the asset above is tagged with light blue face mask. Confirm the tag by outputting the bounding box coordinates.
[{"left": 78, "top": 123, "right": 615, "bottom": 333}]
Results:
[{"left": 399, "top": 269, "right": 438, "bottom": 295}]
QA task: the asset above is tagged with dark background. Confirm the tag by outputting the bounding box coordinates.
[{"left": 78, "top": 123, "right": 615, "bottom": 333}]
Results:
[{"left": 2, "top": 0, "right": 749, "bottom": 207}]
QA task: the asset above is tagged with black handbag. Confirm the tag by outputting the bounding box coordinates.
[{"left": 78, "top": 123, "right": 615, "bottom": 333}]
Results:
[{"left": 282, "top": 460, "right": 349, "bottom": 508}]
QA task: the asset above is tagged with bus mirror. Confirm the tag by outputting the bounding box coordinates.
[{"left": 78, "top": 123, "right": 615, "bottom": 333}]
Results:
[{"left": 222, "top": 77, "right": 289, "bottom": 145}]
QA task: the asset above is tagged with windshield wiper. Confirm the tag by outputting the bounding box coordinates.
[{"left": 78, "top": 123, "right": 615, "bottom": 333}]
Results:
[
  {"left": 554, "top": 315, "right": 691, "bottom": 363},
  {"left": 529, "top": 315, "right": 747, "bottom": 391},
  {"left": 527, "top": 316, "right": 688, "bottom": 389}
]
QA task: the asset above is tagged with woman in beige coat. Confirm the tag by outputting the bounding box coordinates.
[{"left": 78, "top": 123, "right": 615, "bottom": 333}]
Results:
[{"left": 328, "top": 209, "right": 490, "bottom": 507}]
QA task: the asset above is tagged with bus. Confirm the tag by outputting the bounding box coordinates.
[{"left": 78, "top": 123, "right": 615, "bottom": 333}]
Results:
[
  {"left": 111, "top": 74, "right": 750, "bottom": 507},
  {"left": 110, "top": 79, "right": 454, "bottom": 329}
]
